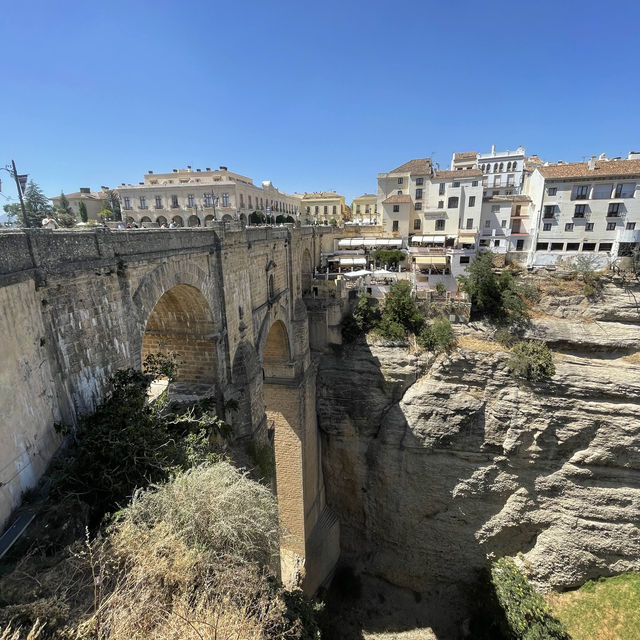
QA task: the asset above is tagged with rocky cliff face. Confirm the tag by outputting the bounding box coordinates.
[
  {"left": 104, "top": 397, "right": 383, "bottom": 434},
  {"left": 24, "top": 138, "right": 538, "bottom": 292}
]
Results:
[{"left": 317, "top": 284, "right": 640, "bottom": 607}]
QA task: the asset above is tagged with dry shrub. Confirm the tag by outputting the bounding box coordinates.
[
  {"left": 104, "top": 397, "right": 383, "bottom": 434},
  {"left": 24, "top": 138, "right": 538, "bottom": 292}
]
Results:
[
  {"left": 0, "top": 621, "right": 45, "bottom": 640},
  {"left": 457, "top": 334, "right": 506, "bottom": 353}
]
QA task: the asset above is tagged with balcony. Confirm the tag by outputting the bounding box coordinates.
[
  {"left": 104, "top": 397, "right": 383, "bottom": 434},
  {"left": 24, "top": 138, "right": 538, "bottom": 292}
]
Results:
[{"left": 618, "top": 229, "right": 640, "bottom": 243}]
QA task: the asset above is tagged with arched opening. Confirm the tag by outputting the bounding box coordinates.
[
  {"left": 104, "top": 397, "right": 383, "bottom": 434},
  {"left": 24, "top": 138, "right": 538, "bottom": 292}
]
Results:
[
  {"left": 222, "top": 214, "right": 233, "bottom": 222},
  {"left": 301, "top": 248, "right": 313, "bottom": 294},
  {"left": 157, "top": 215, "right": 167, "bottom": 227},
  {"left": 239, "top": 213, "right": 247, "bottom": 227},
  {"left": 187, "top": 215, "right": 201, "bottom": 227},
  {"left": 125, "top": 216, "right": 135, "bottom": 224},
  {"left": 140, "top": 216, "right": 152, "bottom": 224},
  {"left": 142, "top": 284, "right": 218, "bottom": 398},
  {"left": 204, "top": 214, "right": 214, "bottom": 226},
  {"left": 172, "top": 215, "right": 184, "bottom": 227}
]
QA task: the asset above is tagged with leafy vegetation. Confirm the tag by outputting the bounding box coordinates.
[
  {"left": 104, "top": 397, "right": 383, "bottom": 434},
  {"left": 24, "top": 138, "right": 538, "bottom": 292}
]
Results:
[
  {"left": 571, "top": 255, "right": 604, "bottom": 298},
  {"left": 102, "top": 189, "right": 122, "bottom": 222},
  {"left": 3, "top": 180, "right": 52, "bottom": 227},
  {"left": 459, "top": 252, "right": 529, "bottom": 323},
  {"left": 78, "top": 201, "right": 88, "bottom": 223},
  {"left": 250, "top": 210, "right": 265, "bottom": 224},
  {"left": 508, "top": 340, "right": 555, "bottom": 382},
  {"left": 470, "top": 558, "right": 570, "bottom": 639},
  {"left": 377, "top": 280, "right": 424, "bottom": 337},
  {"left": 51, "top": 353, "right": 231, "bottom": 524},
  {"left": 371, "top": 248, "right": 405, "bottom": 268},
  {"left": 417, "top": 317, "right": 456, "bottom": 352},
  {"left": 547, "top": 572, "right": 640, "bottom": 640}
]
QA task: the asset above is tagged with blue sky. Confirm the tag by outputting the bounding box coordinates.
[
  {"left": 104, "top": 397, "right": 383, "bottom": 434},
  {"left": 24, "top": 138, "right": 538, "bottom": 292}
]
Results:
[{"left": 1, "top": 0, "right": 639, "bottom": 216}]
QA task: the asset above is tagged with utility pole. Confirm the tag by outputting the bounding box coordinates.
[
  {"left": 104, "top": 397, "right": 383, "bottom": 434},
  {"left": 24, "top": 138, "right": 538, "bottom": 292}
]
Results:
[{"left": 11, "top": 161, "right": 28, "bottom": 227}]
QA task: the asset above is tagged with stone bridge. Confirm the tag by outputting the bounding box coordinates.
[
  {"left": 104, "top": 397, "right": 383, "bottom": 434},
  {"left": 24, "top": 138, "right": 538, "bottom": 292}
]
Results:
[{"left": 0, "top": 224, "right": 341, "bottom": 592}]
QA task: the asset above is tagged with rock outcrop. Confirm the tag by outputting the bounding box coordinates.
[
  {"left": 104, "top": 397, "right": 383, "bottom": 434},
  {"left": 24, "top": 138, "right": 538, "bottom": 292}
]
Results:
[{"left": 317, "top": 290, "right": 640, "bottom": 601}]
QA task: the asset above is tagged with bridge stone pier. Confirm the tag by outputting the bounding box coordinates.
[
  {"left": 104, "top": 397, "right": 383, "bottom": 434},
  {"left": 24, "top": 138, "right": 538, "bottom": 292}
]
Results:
[{"left": 0, "top": 224, "right": 340, "bottom": 593}]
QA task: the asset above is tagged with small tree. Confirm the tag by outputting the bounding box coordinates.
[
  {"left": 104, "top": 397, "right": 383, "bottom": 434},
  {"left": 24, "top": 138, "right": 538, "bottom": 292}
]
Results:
[
  {"left": 103, "top": 189, "right": 122, "bottom": 221},
  {"left": 98, "top": 208, "right": 113, "bottom": 222},
  {"left": 508, "top": 340, "right": 555, "bottom": 382},
  {"left": 376, "top": 280, "right": 424, "bottom": 339},
  {"left": 418, "top": 317, "right": 455, "bottom": 352},
  {"left": 371, "top": 249, "right": 406, "bottom": 268},
  {"left": 3, "top": 180, "right": 52, "bottom": 227},
  {"left": 78, "top": 201, "right": 88, "bottom": 223},
  {"left": 250, "top": 211, "right": 265, "bottom": 224}
]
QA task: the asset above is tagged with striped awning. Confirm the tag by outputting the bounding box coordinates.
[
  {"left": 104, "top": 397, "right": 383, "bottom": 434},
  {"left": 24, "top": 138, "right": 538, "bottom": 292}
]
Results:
[
  {"left": 411, "top": 235, "right": 446, "bottom": 244},
  {"left": 414, "top": 256, "right": 447, "bottom": 265}
]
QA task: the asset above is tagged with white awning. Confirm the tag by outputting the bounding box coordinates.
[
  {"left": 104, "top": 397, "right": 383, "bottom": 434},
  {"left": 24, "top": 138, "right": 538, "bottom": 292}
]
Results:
[
  {"left": 339, "top": 257, "right": 367, "bottom": 265},
  {"left": 338, "top": 238, "right": 366, "bottom": 247},
  {"left": 339, "top": 237, "right": 402, "bottom": 248},
  {"left": 413, "top": 235, "right": 445, "bottom": 244},
  {"left": 411, "top": 236, "right": 425, "bottom": 244},
  {"left": 343, "top": 269, "right": 371, "bottom": 277}
]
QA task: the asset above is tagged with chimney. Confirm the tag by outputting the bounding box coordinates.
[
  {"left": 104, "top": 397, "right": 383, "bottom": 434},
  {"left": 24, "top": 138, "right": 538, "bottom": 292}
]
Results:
[
  {"left": 219, "top": 166, "right": 227, "bottom": 171},
  {"left": 491, "top": 144, "right": 496, "bottom": 155},
  {"left": 628, "top": 151, "right": 640, "bottom": 160},
  {"left": 598, "top": 153, "right": 607, "bottom": 161},
  {"left": 196, "top": 168, "right": 201, "bottom": 172},
  {"left": 206, "top": 167, "right": 211, "bottom": 171},
  {"left": 187, "top": 165, "right": 192, "bottom": 171},
  {"left": 80, "top": 187, "right": 90, "bottom": 194},
  {"left": 148, "top": 170, "right": 153, "bottom": 174},
  {"left": 588, "top": 156, "right": 597, "bottom": 171},
  {"left": 100, "top": 186, "right": 108, "bottom": 191},
  {"left": 173, "top": 169, "right": 178, "bottom": 173}
]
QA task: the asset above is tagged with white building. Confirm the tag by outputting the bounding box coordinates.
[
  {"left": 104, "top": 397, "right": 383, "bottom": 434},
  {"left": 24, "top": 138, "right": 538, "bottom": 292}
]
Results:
[
  {"left": 116, "top": 166, "right": 301, "bottom": 227},
  {"left": 525, "top": 154, "right": 640, "bottom": 267},
  {"left": 477, "top": 146, "right": 526, "bottom": 196}
]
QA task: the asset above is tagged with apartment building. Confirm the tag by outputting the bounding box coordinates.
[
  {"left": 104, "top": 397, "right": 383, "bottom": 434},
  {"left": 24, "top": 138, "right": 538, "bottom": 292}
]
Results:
[
  {"left": 50, "top": 187, "right": 109, "bottom": 221},
  {"left": 292, "top": 192, "right": 348, "bottom": 225},
  {"left": 116, "top": 166, "right": 301, "bottom": 227},
  {"left": 526, "top": 154, "right": 640, "bottom": 267},
  {"left": 351, "top": 193, "right": 378, "bottom": 224}
]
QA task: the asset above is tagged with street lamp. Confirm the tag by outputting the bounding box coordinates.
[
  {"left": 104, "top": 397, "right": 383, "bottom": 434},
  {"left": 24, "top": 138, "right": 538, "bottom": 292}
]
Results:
[{"left": 1, "top": 160, "right": 28, "bottom": 227}]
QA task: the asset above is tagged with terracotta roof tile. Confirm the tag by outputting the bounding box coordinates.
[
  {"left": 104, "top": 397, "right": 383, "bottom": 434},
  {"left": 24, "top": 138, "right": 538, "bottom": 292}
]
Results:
[
  {"left": 382, "top": 194, "right": 412, "bottom": 204},
  {"left": 537, "top": 159, "right": 640, "bottom": 180},
  {"left": 434, "top": 169, "right": 483, "bottom": 179},
  {"left": 388, "top": 158, "right": 432, "bottom": 175}
]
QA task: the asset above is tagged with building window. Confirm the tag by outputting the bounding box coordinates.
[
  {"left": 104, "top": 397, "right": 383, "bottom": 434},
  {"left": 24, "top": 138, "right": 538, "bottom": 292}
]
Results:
[
  {"left": 416, "top": 177, "right": 424, "bottom": 185},
  {"left": 482, "top": 177, "right": 488, "bottom": 187},
  {"left": 204, "top": 193, "right": 212, "bottom": 207},
  {"left": 548, "top": 187, "right": 557, "bottom": 196},
  {"left": 606, "top": 222, "right": 617, "bottom": 231},
  {"left": 567, "top": 242, "right": 580, "bottom": 250},
  {"left": 550, "top": 242, "right": 564, "bottom": 251},
  {"left": 453, "top": 181, "right": 460, "bottom": 187},
  {"left": 439, "top": 183, "right": 445, "bottom": 195},
  {"left": 435, "top": 219, "right": 445, "bottom": 231},
  {"left": 397, "top": 190, "right": 402, "bottom": 196},
  {"left": 466, "top": 218, "right": 473, "bottom": 229},
  {"left": 139, "top": 196, "right": 147, "bottom": 209},
  {"left": 438, "top": 200, "right": 444, "bottom": 209},
  {"left": 460, "top": 256, "right": 470, "bottom": 264},
  {"left": 543, "top": 223, "right": 552, "bottom": 231},
  {"left": 248, "top": 195, "right": 252, "bottom": 208},
  {"left": 515, "top": 205, "right": 522, "bottom": 215},
  {"left": 397, "top": 177, "right": 403, "bottom": 184},
  {"left": 469, "top": 196, "right": 476, "bottom": 207},
  {"left": 599, "top": 242, "right": 613, "bottom": 252},
  {"left": 416, "top": 188, "right": 423, "bottom": 199},
  {"left": 222, "top": 193, "right": 229, "bottom": 207},
  {"left": 536, "top": 242, "right": 549, "bottom": 250},
  {"left": 413, "top": 219, "right": 421, "bottom": 230},
  {"left": 543, "top": 205, "right": 556, "bottom": 218},
  {"left": 155, "top": 196, "right": 162, "bottom": 209},
  {"left": 324, "top": 205, "right": 328, "bottom": 215},
  {"left": 333, "top": 205, "right": 337, "bottom": 215},
  {"left": 574, "top": 204, "right": 586, "bottom": 218},
  {"left": 447, "top": 196, "right": 459, "bottom": 208},
  {"left": 494, "top": 176, "right": 502, "bottom": 187},
  {"left": 365, "top": 205, "right": 370, "bottom": 214},
  {"left": 516, "top": 239, "right": 525, "bottom": 250},
  {"left": 565, "top": 223, "right": 574, "bottom": 231},
  {"left": 501, "top": 219, "right": 507, "bottom": 228},
  {"left": 507, "top": 174, "right": 515, "bottom": 186},
  {"left": 392, "top": 220, "right": 399, "bottom": 231},
  {"left": 472, "top": 180, "right": 478, "bottom": 187},
  {"left": 582, "top": 242, "right": 596, "bottom": 251},
  {"left": 585, "top": 222, "right": 594, "bottom": 231},
  {"left": 315, "top": 206, "right": 319, "bottom": 215},
  {"left": 573, "top": 185, "right": 589, "bottom": 200},
  {"left": 608, "top": 203, "right": 620, "bottom": 216},
  {"left": 171, "top": 195, "right": 179, "bottom": 208},
  {"left": 124, "top": 197, "right": 131, "bottom": 210},
  {"left": 593, "top": 184, "right": 613, "bottom": 199},
  {"left": 626, "top": 222, "right": 636, "bottom": 230},
  {"left": 615, "top": 183, "right": 635, "bottom": 198},
  {"left": 485, "top": 220, "right": 491, "bottom": 228},
  {"left": 415, "top": 202, "right": 422, "bottom": 210},
  {"left": 491, "top": 205, "right": 500, "bottom": 214},
  {"left": 356, "top": 204, "right": 361, "bottom": 214},
  {"left": 188, "top": 194, "right": 195, "bottom": 208}
]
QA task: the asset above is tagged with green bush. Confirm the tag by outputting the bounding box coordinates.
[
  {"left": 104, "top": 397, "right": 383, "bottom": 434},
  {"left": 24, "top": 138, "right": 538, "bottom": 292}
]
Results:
[
  {"left": 341, "top": 293, "right": 380, "bottom": 343},
  {"left": 418, "top": 317, "right": 455, "bottom": 352},
  {"left": 375, "top": 316, "right": 406, "bottom": 341},
  {"left": 491, "top": 558, "right": 570, "bottom": 640},
  {"left": 494, "top": 327, "right": 518, "bottom": 348},
  {"left": 379, "top": 280, "right": 424, "bottom": 335},
  {"left": 508, "top": 341, "right": 555, "bottom": 382},
  {"left": 435, "top": 282, "right": 447, "bottom": 295},
  {"left": 371, "top": 248, "right": 406, "bottom": 268},
  {"left": 459, "top": 252, "right": 528, "bottom": 323}
]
